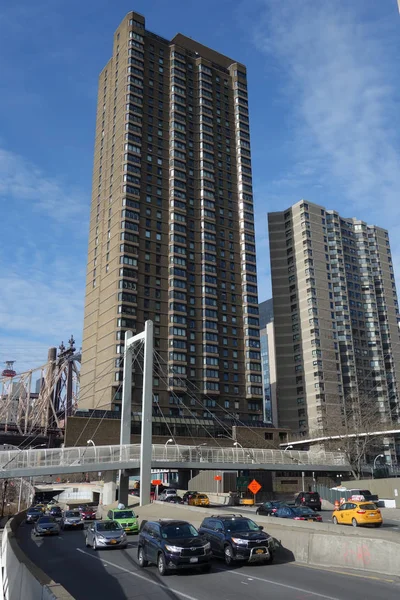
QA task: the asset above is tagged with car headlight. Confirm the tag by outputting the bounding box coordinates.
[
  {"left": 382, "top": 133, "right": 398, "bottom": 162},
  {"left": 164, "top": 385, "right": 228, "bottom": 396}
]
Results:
[
  {"left": 98, "top": 535, "right": 107, "bottom": 542},
  {"left": 231, "top": 537, "right": 248, "bottom": 546},
  {"left": 165, "top": 545, "right": 182, "bottom": 553},
  {"left": 204, "top": 542, "right": 211, "bottom": 550}
]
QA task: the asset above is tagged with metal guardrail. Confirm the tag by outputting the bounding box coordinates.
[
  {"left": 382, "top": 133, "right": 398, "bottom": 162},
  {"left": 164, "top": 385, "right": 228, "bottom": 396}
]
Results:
[{"left": 0, "top": 444, "right": 349, "bottom": 475}]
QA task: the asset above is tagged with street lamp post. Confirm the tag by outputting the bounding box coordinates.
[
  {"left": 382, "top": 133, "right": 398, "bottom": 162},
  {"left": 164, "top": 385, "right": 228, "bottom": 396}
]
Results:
[
  {"left": 164, "top": 438, "right": 173, "bottom": 459},
  {"left": 373, "top": 454, "right": 385, "bottom": 478},
  {"left": 195, "top": 442, "right": 207, "bottom": 460},
  {"left": 233, "top": 441, "right": 243, "bottom": 462},
  {"left": 84, "top": 440, "right": 96, "bottom": 483}
]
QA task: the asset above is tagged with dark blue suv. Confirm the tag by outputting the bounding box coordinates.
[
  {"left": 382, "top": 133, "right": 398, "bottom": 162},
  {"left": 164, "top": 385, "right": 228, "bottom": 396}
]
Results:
[
  {"left": 137, "top": 519, "right": 212, "bottom": 575},
  {"left": 198, "top": 514, "right": 275, "bottom": 565}
]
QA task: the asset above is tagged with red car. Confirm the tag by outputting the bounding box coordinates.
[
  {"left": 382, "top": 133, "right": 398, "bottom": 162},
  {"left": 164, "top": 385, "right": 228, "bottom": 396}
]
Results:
[{"left": 81, "top": 507, "right": 97, "bottom": 520}]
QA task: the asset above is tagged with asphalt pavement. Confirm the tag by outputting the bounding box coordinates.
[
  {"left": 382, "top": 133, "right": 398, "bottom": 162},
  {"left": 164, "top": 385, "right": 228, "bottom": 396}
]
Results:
[{"left": 16, "top": 519, "right": 400, "bottom": 600}]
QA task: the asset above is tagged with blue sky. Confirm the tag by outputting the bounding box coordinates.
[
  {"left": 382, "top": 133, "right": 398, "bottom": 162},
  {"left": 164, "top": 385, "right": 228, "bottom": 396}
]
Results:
[{"left": 1, "top": 0, "right": 399, "bottom": 373}]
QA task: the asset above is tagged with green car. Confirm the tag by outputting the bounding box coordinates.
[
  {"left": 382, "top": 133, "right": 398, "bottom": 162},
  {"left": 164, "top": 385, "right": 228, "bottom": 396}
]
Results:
[{"left": 106, "top": 508, "right": 139, "bottom": 534}]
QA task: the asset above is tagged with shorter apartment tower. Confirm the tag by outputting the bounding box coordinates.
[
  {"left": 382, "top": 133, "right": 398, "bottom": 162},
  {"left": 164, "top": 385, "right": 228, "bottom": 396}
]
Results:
[
  {"left": 259, "top": 299, "right": 277, "bottom": 426},
  {"left": 268, "top": 200, "right": 400, "bottom": 442}
]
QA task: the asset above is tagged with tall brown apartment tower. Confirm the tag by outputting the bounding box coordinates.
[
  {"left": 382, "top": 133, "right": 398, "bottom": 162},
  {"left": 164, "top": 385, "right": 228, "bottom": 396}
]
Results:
[
  {"left": 269, "top": 200, "right": 400, "bottom": 448},
  {"left": 79, "top": 12, "right": 263, "bottom": 432}
]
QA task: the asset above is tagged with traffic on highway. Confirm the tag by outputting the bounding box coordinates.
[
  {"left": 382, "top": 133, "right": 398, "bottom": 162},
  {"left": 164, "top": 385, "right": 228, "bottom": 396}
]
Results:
[{"left": 15, "top": 497, "right": 400, "bottom": 600}]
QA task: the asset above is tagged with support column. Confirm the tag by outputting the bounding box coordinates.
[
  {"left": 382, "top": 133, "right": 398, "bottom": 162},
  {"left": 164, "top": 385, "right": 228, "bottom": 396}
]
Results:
[
  {"left": 120, "top": 331, "right": 133, "bottom": 507},
  {"left": 102, "top": 471, "right": 117, "bottom": 506},
  {"left": 118, "top": 471, "right": 129, "bottom": 506},
  {"left": 140, "top": 320, "right": 153, "bottom": 506}
]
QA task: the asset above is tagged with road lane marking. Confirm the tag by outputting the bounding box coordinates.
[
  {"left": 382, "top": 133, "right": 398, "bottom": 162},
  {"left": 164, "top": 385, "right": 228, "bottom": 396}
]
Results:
[
  {"left": 76, "top": 548, "right": 201, "bottom": 600},
  {"left": 216, "top": 568, "right": 342, "bottom": 600}
]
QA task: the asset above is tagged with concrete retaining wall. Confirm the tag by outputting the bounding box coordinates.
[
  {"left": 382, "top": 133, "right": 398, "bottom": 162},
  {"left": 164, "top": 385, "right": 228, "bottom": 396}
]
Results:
[
  {"left": 137, "top": 502, "right": 400, "bottom": 577},
  {"left": 1, "top": 512, "right": 74, "bottom": 600},
  {"left": 342, "top": 477, "right": 400, "bottom": 508}
]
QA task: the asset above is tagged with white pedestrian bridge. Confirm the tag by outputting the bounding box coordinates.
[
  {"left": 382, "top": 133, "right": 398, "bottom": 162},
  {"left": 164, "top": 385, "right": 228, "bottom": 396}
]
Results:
[{"left": 0, "top": 444, "right": 350, "bottom": 478}]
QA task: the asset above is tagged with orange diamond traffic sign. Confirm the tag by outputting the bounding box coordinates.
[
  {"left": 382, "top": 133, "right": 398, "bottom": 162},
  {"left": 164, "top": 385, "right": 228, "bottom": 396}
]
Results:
[{"left": 248, "top": 479, "right": 262, "bottom": 495}]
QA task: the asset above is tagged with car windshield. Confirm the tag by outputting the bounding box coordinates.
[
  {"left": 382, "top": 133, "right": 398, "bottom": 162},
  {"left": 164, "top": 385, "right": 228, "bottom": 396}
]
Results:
[
  {"left": 114, "top": 510, "right": 135, "bottom": 519},
  {"left": 97, "top": 521, "right": 122, "bottom": 531},
  {"left": 51, "top": 507, "right": 61, "bottom": 512},
  {"left": 359, "top": 503, "right": 377, "bottom": 510},
  {"left": 28, "top": 508, "right": 42, "bottom": 514},
  {"left": 305, "top": 493, "right": 319, "bottom": 500},
  {"left": 197, "top": 495, "right": 207, "bottom": 499},
  {"left": 359, "top": 490, "right": 372, "bottom": 496},
  {"left": 225, "top": 519, "right": 260, "bottom": 532},
  {"left": 65, "top": 511, "right": 81, "bottom": 518},
  {"left": 38, "top": 516, "right": 54, "bottom": 523},
  {"left": 161, "top": 523, "right": 199, "bottom": 539}
]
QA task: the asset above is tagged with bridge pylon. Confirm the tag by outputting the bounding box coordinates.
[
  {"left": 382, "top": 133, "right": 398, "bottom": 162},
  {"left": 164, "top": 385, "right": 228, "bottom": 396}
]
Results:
[{"left": 120, "top": 320, "right": 153, "bottom": 506}]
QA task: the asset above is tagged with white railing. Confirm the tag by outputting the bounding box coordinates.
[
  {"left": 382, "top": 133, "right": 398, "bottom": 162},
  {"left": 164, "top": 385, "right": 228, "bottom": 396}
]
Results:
[{"left": 0, "top": 443, "right": 349, "bottom": 475}]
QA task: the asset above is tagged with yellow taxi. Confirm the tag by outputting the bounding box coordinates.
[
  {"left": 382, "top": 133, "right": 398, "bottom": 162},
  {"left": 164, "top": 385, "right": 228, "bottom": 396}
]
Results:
[
  {"left": 332, "top": 500, "right": 382, "bottom": 528},
  {"left": 34, "top": 504, "right": 46, "bottom": 513},
  {"left": 188, "top": 493, "right": 210, "bottom": 507}
]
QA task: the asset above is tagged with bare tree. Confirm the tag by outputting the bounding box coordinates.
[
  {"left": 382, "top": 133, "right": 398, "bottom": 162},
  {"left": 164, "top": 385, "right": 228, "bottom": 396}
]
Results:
[{"left": 312, "top": 396, "right": 396, "bottom": 479}]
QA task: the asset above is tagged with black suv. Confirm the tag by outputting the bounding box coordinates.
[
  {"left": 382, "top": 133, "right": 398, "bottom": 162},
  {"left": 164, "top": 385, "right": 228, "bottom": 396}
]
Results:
[
  {"left": 137, "top": 519, "right": 212, "bottom": 576},
  {"left": 295, "top": 491, "right": 321, "bottom": 511},
  {"left": 198, "top": 514, "right": 275, "bottom": 565}
]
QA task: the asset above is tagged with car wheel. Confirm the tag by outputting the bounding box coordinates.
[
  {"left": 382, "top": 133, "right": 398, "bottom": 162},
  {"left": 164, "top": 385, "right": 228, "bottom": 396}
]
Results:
[
  {"left": 333, "top": 516, "right": 338, "bottom": 525},
  {"left": 352, "top": 518, "right": 358, "bottom": 528},
  {"left": 224, "top": 544, "right": 234, "bottom": 566},
  {"left": 157, "top": 552, "right": 168, "bottom": 576},
  {"left": 138, "top": 546, "right": 148, "bottom": 568}
]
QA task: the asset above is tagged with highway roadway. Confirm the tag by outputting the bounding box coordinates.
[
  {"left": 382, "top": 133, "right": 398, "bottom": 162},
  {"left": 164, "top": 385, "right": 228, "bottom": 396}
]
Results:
[
  {"left": 216, "top": 505, "right": 400, "bottom": 531},
  {"left": 17, "top": 519, "right": 400, "bottom": 600}
]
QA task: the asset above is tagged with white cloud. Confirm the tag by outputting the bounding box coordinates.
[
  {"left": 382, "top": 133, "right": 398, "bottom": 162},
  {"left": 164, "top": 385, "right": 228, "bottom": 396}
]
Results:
[
  {"left": 0, "top": 147, "right": 88, "bottom": 372},
  {"left": 0, "top": 147, "right": 88, "bottom": 225},
  {"left": 252, "top": 0, "right": 400, "bottom": 288}
]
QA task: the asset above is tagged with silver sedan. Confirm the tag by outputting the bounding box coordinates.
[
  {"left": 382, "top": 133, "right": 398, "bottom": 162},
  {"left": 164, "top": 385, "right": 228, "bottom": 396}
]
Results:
[{"left": 85, "top": 521, "right": 127, "bottom": 550}]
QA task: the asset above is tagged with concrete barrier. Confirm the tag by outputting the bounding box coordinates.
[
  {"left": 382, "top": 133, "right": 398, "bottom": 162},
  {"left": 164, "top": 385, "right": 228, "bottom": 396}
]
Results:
[
  {"left": 136, "top": 501, "right": 400, "bottom": 577},
  {"left": 1, "top": 512, "right": 74, "bottom": 600}
]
